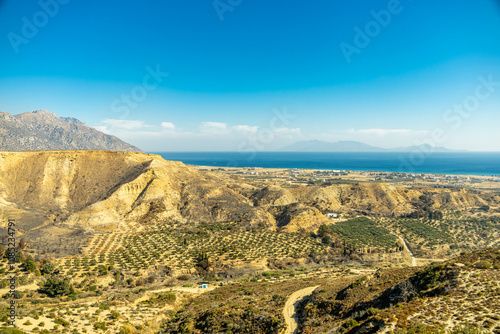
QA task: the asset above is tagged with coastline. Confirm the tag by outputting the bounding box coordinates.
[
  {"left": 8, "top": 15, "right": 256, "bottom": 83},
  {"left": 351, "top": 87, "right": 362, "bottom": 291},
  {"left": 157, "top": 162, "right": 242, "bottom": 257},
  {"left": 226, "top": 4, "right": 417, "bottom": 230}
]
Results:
[
  {"left": 189, "top": 165, "right": 500, "bottom": 192},
  {"left": 151, "top": 151, "right": 500, "bottom": 177}
]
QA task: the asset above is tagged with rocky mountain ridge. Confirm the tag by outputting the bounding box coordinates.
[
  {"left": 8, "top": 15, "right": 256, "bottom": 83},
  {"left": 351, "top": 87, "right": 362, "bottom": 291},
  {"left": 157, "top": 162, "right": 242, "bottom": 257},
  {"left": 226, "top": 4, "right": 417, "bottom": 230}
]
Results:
[{"left": 0, "top": 110, "right": 142, "bottom": 152}]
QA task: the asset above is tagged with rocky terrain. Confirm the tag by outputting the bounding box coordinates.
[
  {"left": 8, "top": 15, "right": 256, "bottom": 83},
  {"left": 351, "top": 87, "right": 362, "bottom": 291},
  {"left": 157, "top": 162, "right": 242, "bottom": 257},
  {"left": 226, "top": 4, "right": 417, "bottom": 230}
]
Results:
[
  {"left": 0, "top": 110, "right": 142, "bottom": 152},
  {"left": 0, "top": 150, "right": 498, "bottom": 258},
  {"left": 156, "top": 249, "right": 500, "bottom": 333},
  {"left": 298, "top": 248, "right": 500, "bottom": 333},
  {"left": 0, "top": 151, "right": 498, "bottom": 333}
]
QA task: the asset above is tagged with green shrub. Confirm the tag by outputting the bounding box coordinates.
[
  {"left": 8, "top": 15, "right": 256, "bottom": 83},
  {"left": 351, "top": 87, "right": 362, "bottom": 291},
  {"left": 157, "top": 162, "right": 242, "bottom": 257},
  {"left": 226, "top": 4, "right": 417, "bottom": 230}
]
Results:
[
  {"left": 451, "top": 324, "right": 490, "bottom": 334},
  {"left": 54, "top": 318, "right": 70, "bottom": 327},
  {"left": 93, "top": 322, "right": 106, "bottom": 330},
  {"left": 395, "top": 323, "right": 444, "bottom": 334},
  {"left": 0, "top": 328, "right": 28, "bottom": 334},
  {"left": 344, "top": 319, "right": 359, "bottom": 328},
  {"left": 159, "top": 293, "right": 176, "bottom": 304},
  {"left": 118, "top": 325, "right": 133, "bottom": 334},
  {"left": 262, "top": 271, "right": 281, "bottom": 277},
  {"left": 97, "top": 265, "right": 108, "bottom": 276},
  {"left": 42, "top": 277, "right": 75, "bottom": 297},
  {"left": 42, "top": 263, "right": 56, "bottom": 275},
  {"left": 272, "top": 294, "right": 284, "bottom": 302},
  {"left": 23, "top": 256, "right": 37, "bottom": 273},
  {"left": 475, "top": 260, "right": 492, "bottom": 269}
]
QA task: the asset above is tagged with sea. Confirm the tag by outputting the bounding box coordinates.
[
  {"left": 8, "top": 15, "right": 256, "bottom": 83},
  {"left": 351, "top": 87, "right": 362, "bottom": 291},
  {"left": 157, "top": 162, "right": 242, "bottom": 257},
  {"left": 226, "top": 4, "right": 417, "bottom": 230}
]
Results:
[{"left": 150, "top": 152, "right": 500, "bottom": 176}]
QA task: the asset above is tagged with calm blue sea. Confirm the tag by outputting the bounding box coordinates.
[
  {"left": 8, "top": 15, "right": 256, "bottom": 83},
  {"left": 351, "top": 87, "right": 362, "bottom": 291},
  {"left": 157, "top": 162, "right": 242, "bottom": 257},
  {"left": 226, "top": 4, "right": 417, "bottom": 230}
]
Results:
[{"left": 150, "top": 152, "right": 500, "bottom": 176}]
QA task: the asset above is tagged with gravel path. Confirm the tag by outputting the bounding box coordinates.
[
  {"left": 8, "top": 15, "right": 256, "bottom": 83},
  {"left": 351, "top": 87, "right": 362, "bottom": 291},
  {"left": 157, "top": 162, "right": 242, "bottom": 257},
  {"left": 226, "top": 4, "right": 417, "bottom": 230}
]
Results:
[{"left": 283, "top": 285, "right": 320, "bottom": 334}]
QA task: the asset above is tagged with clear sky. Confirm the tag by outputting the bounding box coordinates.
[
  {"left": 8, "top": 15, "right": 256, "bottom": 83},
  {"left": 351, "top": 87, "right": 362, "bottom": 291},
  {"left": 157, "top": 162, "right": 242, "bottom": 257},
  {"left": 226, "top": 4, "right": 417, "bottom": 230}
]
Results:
[{"left": 1, "top": 0, "right": 499, "bottom": 151}]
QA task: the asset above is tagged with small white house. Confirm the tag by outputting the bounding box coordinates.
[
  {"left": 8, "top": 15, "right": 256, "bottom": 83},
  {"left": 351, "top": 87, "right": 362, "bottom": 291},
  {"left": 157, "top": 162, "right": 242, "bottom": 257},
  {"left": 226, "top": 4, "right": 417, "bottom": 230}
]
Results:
[{"left": 326, "top": 213, "right": 338, "bottom": 218}]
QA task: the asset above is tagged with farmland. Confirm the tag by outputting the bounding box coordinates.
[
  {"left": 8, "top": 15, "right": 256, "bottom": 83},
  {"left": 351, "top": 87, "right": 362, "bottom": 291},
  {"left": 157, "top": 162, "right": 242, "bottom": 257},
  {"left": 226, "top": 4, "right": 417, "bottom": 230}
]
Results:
[
  {"left": 72, "top": 221, "right": 327, "bottom": 274},
  {"left": 0, "top": 151, "right": 499, "bottom": 332}
]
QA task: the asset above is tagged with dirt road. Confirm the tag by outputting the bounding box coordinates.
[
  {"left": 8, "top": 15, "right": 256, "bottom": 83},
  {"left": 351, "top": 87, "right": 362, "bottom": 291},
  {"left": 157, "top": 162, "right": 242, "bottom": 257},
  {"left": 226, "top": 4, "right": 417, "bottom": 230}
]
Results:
[
  {"left": 399, "top": 236, "right": 417, "bottom": 267},
  {"left": 283, "top": 286, "right": 319, "bottom": 334}
]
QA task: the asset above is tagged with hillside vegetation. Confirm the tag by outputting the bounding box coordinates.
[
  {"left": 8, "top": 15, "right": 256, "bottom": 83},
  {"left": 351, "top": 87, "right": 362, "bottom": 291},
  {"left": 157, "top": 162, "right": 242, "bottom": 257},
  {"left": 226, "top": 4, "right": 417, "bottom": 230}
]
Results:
[
  {"left": 299, "top": 248, "right": 500, "bottom": 333},
  {"left": 0, "top": 151, "right": 498, "bottom": 332}
]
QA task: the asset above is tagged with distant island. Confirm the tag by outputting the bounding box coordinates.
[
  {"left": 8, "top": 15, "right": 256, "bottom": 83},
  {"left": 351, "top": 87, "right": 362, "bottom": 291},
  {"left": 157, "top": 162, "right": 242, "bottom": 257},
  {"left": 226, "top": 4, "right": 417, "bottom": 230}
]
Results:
[{"left": 280, "top": 140, "right": 457, "bottom": 152}]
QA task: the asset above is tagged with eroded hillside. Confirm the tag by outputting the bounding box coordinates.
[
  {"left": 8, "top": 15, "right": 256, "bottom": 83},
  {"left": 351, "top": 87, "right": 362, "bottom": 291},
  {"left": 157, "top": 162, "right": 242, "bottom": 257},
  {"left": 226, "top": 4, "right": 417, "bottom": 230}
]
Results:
[
  {"left": 298, "top": 248, "right": 500, "bottom": 333},
  {"left": 0, "top": 151, "right": 274, "bottom": 255},
  {"left": 0, "top": 150, "right": 498, "bottom": 257}
]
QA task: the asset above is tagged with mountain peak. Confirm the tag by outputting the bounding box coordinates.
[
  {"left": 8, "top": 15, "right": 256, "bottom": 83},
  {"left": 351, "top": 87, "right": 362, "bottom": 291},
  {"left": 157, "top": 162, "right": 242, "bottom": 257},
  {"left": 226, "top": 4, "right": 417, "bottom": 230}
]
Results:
[
  {"left": 32, "top": 109, "right": 57, "bottom": 116},
  {"left": 0, "top": 110, "right": 143, "bottom": 152}
]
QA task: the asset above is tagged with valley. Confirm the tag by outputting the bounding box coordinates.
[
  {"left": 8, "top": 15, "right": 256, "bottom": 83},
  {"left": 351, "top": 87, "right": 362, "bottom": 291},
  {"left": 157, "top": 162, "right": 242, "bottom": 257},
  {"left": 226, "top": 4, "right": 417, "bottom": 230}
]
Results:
[{"left": 0, "top": 151, "right": 498, "bottom": 333}]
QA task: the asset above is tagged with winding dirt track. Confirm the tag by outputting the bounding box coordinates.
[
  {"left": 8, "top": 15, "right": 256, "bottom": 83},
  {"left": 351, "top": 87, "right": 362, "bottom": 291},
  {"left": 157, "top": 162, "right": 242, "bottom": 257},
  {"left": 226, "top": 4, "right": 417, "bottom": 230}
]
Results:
[
  {"left": 399, "top": 236, "right": 417, "bottom": 267},
  {"left": 283, "top": 286, "right": 320, "bottom": 334}
]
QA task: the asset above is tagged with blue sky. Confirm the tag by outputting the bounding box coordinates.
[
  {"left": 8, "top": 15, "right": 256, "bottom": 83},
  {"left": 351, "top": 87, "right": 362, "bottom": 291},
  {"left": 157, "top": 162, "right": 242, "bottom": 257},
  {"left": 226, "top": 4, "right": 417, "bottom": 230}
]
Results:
[{"left": 0, "top": 0, "right": 499, "bottom": 151}]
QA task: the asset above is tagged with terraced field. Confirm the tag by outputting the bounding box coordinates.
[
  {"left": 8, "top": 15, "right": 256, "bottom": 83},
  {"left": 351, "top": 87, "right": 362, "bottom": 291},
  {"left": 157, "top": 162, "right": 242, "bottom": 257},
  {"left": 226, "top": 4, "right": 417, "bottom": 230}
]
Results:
[
  {"left": 69, "top": 222, "right": 327, "bottom": 273},
  {"left": 375, "top": 213, "right": 500, "bottom": 258}
]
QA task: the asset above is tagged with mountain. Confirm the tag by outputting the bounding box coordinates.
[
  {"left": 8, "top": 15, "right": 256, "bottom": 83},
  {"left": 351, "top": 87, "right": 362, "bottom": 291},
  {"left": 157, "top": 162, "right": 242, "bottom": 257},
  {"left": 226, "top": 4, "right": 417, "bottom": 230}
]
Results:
[
  {"left": 281, "top": 140, "right": 455, "bottom": 152},
  {"left": 281, "top": 140, "right": 384, "bottom": 152},
  {"left": 0, "top": 110, "right": 142, "bottom": 152}
]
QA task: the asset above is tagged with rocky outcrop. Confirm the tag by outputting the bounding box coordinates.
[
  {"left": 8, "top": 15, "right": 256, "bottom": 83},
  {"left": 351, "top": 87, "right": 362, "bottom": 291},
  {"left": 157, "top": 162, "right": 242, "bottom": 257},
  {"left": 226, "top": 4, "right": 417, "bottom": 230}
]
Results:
[
  {"left": 271, "top": 203, "right": 329, "bottom": 232},
  {"left": 0, "top": 110, "right": 142, "bottom": 152}
]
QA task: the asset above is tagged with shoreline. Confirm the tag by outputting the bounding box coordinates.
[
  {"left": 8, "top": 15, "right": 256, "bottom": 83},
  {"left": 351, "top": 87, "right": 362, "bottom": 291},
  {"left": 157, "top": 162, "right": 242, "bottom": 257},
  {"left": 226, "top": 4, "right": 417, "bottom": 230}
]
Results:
[
  {"left": 188, "top": 164, "right": 500, "bottom": 178},
  {"left": 190, "top": 165, "right": 500, "bottom": 191},
  {"left": 152, "top": 151, "right": 500, "bottom": 177}
]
